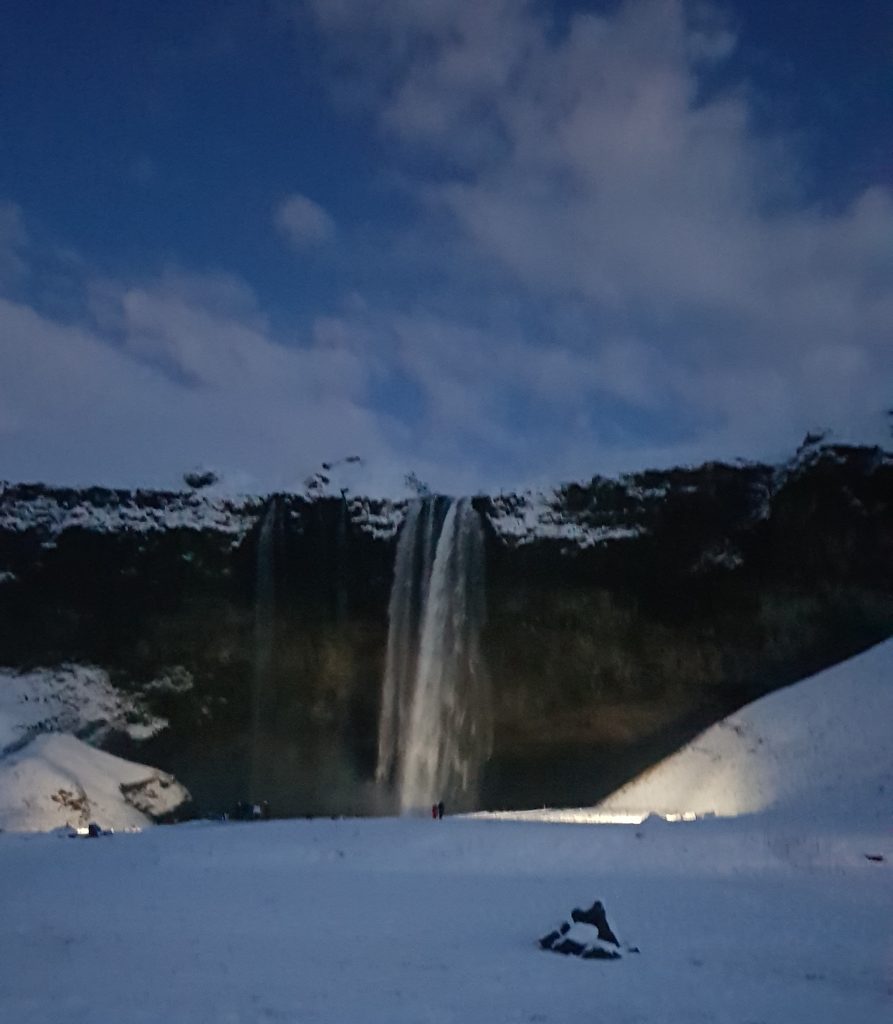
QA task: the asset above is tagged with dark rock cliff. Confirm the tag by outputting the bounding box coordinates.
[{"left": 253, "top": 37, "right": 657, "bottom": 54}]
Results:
[{"left": 1, "top": 440, "right": 891, "bottom": 815}]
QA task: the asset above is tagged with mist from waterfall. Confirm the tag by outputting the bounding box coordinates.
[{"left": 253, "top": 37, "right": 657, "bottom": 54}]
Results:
[{"left": 377, "top": 497, "right": 491, "bottom": 813}]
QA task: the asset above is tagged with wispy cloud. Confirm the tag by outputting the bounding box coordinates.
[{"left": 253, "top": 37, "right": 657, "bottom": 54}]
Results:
[
  {"left": 0, "top": 3, "right": 889, "bottom": 496},
  {"left": 292, "top": 0, "right": 892, "bottom": 468},
  {"left": 0, "top": 240, "right": 411, "bottom": 493},
  {"left": 275, "top": 193, "right": 336, "bottom": 249}
]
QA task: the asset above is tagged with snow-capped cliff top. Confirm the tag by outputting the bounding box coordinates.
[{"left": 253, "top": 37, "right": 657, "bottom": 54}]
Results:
[
  {"left": 486, "top": 488, "right": 647, "bottom": 548},
  {"left": 0, "top": 482, "right": 264, "bottom": 539},
  {"left": 1, "top": 438, "right": 889, "bottom": 549}
]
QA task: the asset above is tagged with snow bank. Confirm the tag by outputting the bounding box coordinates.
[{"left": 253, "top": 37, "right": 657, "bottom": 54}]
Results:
[
  {"left": 595, "top": 639, "right": 893, "bottom": 822},
  {"left": 0, "top": 664, "right": 167, "bottom": 754},
  {"left": 0, "top": 733, "right": 189, "bottom": 832},
  {"left": 0, "top": 665, "right": 189, "bottom": 832}
]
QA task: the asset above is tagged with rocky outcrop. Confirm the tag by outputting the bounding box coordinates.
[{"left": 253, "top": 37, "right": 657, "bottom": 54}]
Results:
[
  {"left": 539, "top": 900, "right": 636, "bottom": 960},
  {"left": 0, "top": 440, "right": 890, "bottom": 815},
  {"left": 0, "top": 733, "right": 190, "bottom": 832}
]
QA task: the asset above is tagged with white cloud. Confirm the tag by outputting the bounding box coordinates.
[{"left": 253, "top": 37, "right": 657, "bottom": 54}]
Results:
[
  {"left": 274, "top": 193, "right": 336, "bottom": 248},
  {"left": 1, "top": 3, "right": 890, "bottom": 498},
  {"left": 297, "top": 0, "right": 893, "bottom": 470},
  {"left": 0, "top": 266, "right": 414, "bottom": 494}
]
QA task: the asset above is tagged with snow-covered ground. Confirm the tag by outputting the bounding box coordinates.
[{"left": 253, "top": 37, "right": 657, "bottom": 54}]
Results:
[
  {"left": 0, "top": 812, "right": 888, "bottom": 1024},
  {"left": 0, "top": 640, "right": 890, "bottom": 1022}
]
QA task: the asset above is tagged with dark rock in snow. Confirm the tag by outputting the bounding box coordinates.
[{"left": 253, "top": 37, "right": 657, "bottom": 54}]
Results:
[
  {"left": 570, "top": 900, "right": 620, "bottom": 945},
  {"left": 540, "top": 901, "right": 634, "bottom": 960}
]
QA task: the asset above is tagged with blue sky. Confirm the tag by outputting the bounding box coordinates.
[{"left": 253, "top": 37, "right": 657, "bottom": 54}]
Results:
[{"left": 0, "top": 0, "right": 890, "bottom": 495}]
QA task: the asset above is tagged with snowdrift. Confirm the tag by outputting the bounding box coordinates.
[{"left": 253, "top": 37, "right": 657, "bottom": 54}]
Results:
[
  {"left": 0, "top": 732, "right": 189, "bottom": 832},
  {"left": 0, "top": 664, "right": 190, "bottom": 831},
  {"left": 596, "top": 638, "right": 893, "bottom": 822}
]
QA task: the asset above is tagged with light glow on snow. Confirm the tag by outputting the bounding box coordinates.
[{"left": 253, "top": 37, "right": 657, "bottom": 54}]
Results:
[{"left": 595, "top": 639, "right": 893, "bottom": 823}]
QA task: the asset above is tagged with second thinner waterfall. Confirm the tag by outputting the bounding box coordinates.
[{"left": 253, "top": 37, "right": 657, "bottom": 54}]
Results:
[
  {"left": 376, "top": 497, "right": 491, "bottom": 813},
  {"left": 250, "top": 498, "right": 277, "bottom": 798}
]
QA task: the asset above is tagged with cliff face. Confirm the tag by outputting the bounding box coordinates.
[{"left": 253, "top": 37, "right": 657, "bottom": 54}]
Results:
[{"left": 1, "top": 441, "right": 891, "bottom": 815}]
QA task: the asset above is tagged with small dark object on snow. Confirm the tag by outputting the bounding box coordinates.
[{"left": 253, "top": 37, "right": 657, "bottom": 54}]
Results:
[
  {"left": 183, "top": 468, "right": 219, "bottom": 490},
  {"left": 865, "top": 854, "right": 885, "bottom": 863},
  {"left": 231, "top": 800, "right": 270, "bottom": 821},
  {"left": 87, "top": 822, "right": 102, "bottom": 838},
  {"left": 540, "top": 901, "right": 636, "bottom": 961},
  {"left": 570, "top": 900, "right": 620, "bottom": 946}
]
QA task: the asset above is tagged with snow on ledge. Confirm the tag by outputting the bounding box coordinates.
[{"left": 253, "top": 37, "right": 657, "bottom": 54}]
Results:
[
  {"left": 0, "top": 487, "right": 264, "bottom": 539},
  {"left": 487, "top": 489, "right": 646, "bottom": 548}
]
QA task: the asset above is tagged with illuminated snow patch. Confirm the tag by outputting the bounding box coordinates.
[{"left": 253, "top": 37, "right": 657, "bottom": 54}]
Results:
[
  {"left": 468, "top": 808, "right": 697, "bottom": 825},
  {"left": 595, "top": 639, "right": 893, "bottom": 822},
  {"left": 0, "top": 733, "right": 190, "bottom": 832}
]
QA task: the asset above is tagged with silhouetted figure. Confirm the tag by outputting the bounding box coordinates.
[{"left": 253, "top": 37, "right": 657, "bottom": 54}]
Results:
[{"left": 437, "top": 800, "right": 445, "bottom": 820}]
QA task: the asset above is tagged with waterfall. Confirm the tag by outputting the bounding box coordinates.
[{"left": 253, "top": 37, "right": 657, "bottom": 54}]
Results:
[
  {"left": 250, "top": 499, "right": 277, "bottom": 796},
  {"left": 377, "top": 497, "right": 491, "bottom": 812},
  {"left": 375, "top": 499, "right": 441, "bottom": 786}
]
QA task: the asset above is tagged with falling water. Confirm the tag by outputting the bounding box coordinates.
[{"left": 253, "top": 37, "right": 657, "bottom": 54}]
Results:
[
  {"left": 377, "top": 497, "right": 491, "bottom": 812},
  {"left": 250, "top": 499, "right": 277, "bottom": 797},
  {"left": 376, "top": 499, "right": 442, "bottom": 786},
  {"left": 335, "top": 495, "right": 349, "bottom": 624}
]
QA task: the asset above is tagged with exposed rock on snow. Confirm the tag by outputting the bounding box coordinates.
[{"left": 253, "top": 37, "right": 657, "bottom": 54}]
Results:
[
  {"left": 0, "top": 733, "right": 190, "bottom": 832},
  {"left": 139, "top": 666, "right": 194, "bottom": 696},
  {"left": 486, "top": 488, "right": 648, "bottom": 548},
  {"left": 346, "top": 496, "right": 404, "bottom": 540},
  {"left": 0, "top": 480, "right": 408, "bottom": 543},
  {"left": 0, "top": 665, "right": 189, "bottom": 832},
  {"left": 595, "top": 638, "right": 893, "bottom": 822},
  {"left": 2, "top": 437, "right": 889, "bottom": 553},
  {"left": 0, "top": 665, "right": 167, "bottom": 754},
  {"left": 539, "top": 901, "right": 634, "bottom": 960},
  {"left": 0, "top": 483, "right": 263, "bottom": 539}
]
